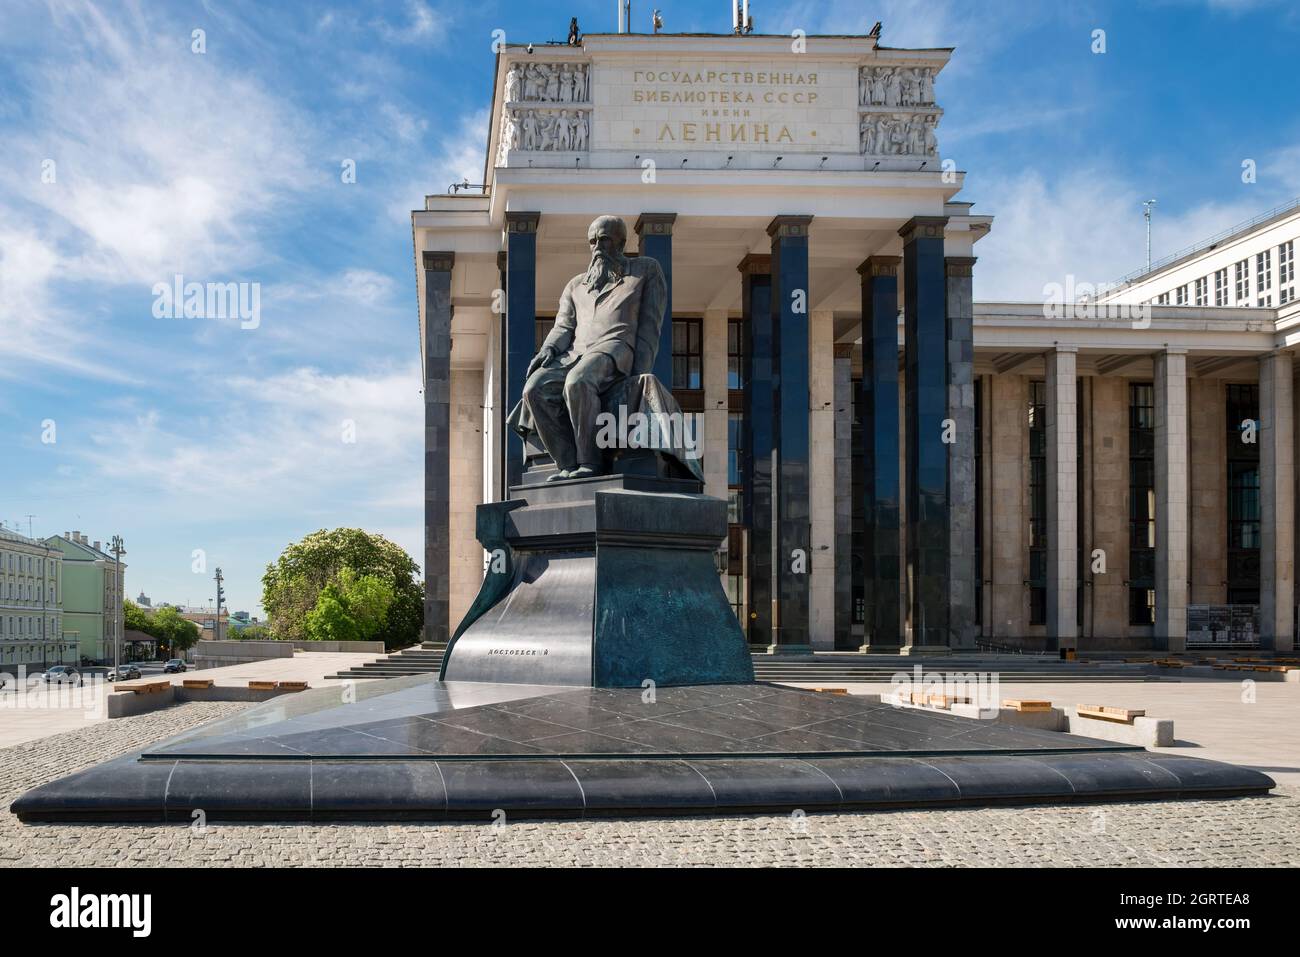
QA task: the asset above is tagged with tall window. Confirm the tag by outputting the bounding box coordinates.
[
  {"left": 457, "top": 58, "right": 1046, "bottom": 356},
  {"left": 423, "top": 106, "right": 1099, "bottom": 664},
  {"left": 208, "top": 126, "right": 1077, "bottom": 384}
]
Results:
[
  {"left": 727, "top": 411, "right": 745, "bottom": 524},
  {"left": 671, "top": 318, "right": 702, "bottom": 390},
  {"left": 1194, "top": 276, "right": 1208, "bottom": 306},
  {"left": 1028, "top": 381, "right": 1047, "bottom": 625},
  {"left": 727, "top": 318, "right": 745, "bottom": 390},
  {"left": 1175, "top": 285, "right": 1187, "bottom": 305},
  {"left": 1157, "top": 292, "right": 1169, "bottom": 305},
  {"left": 1279, "top": 241, "right": 1295, "bottom": 305},
  {"left": 1235, "top": 259, "right": 1250, "bottom": 303},
  {"left": 1129, "top": 383, "right": 1156, "bottom": 625},
  {"left": 534, "top": 316, "right": 555, "bottom": 348},
  {"left": 1226, "top": 384, "right": 1261, "bottom": 604},
  {"left": 1256, "top": 250, "right": 1272, "bottom": 294},
  {"left": 1214, "top": 267, "right": 1228, "bottom": 306}
]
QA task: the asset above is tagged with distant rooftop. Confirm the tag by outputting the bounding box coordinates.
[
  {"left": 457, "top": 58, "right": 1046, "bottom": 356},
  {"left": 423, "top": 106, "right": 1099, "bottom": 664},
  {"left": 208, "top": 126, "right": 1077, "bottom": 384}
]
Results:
[{"left": 1114, "top": 196, "right": 1300, "bottom": 287}]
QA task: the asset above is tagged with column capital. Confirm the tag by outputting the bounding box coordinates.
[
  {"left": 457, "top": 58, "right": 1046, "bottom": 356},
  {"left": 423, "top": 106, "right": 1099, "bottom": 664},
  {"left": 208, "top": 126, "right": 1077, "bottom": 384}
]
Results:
[
  {"left": 634, "top": 212, "right": 677, "bottom": 236},
  {"left": 1156, "top": 347, "right": 1189, "bottom": 358},
  {"left": 945, "top": 256, "right": 978, "bottom": 277},
  {"left": 767, "top": 215, "right": 813, "bottom": 238},
  {"left": 1047, "top": 344, "right": 1079, "bottom": 355},
  {"left": 858, "top": 255, "right": 901, "bottom": 278},
  {"left": 422, "top": 251, "right": 455, "bottom": 272},
  {"left": 737, "top": 253, "right": 772, "bottom": 275},
  {"left": 897, "top": 215, "right": 949, "bottom": 243},
  {"left": 504, "top": 210, "right": 540, "bottom": 233}
]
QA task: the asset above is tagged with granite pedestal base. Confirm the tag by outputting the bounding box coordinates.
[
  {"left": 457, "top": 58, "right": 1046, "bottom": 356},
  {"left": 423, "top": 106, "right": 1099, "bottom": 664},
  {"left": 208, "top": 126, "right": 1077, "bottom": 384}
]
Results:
[
  {"left": 440, "top": 466, "right": 754, "bottom": 688},
  {"left": 11, "top": 674, "right": 1274, "bottom": 823}
]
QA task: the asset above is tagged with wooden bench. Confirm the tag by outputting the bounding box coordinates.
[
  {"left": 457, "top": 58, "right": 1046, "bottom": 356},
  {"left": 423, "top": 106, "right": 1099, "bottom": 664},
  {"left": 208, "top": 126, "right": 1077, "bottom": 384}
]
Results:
[
  {"left": 247, "top": 680, "right": 278, "bottom": 691},
  {"left": 114, "top": 681, "right": 171, "bottom": 696},
  {"left": 278, "top": 681, "right": 310, "bottom": 691},
  {"left": 1077, "top": 704, "right": 1146, "bottom": 724},
  {"left": 811, "top": 687, "right": 847, "bottom": 695},
  {"left": 1002, "top": 699, "right": 1052, "bottom": 713},
  {"left": 182, "top": 679, "right": 214, "bottom": 690},
  {"left": 926, "top": 694, "right": 971, "bottom": 710}
]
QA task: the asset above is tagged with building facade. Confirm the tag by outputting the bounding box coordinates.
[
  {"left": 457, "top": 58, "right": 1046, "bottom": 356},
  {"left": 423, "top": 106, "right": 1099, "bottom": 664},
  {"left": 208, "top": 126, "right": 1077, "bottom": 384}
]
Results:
[
  {"left": 0, "top": 528, "right": 73, "bottom": 668},
  {"left": 46, "top": 532, "right": 125, "bottom": 664},
  {"left": 413, "top": 30, "right": 1299, "bottom": 655}
]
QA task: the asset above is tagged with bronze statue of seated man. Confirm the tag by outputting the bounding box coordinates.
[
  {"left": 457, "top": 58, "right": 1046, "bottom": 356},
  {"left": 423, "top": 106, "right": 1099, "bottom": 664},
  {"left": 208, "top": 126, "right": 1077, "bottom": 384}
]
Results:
[{"left": 507, "top": 215, "right": 684, "bottom": 481}]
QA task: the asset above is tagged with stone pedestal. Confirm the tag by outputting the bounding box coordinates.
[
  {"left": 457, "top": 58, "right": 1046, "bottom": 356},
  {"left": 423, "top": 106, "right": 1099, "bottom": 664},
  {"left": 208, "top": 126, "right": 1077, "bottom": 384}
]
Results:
[{"left": 441, "top": 462, "right": 754, "bottom": 688}]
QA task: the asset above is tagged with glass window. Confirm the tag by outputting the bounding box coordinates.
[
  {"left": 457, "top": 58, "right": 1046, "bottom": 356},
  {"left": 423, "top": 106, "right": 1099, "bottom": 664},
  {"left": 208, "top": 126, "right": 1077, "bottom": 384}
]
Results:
[
  {"left": 1214, "top": 268, "right": 1228, "bottom": 306},
  {"left": 1257, "top": 250, "right": 1272, "bottom": 291},
  {"left": 727, "top": 318, "right": 745, "bottom": 390},
  {"left": 1235, "top": 259, "right": 1249, "bottom": 303},
  {"left": 1129, "top": 382, "right": 1156, "bottom": 624},
  {"left": 1194, "top": 276, "right": 1207, "bottom": 306},
  {"left": 671, "top": 318, "right": 702, "bottom": 390},
  {"left": 1028, "top": 381, "right": 1046, "bottom": 624},
  {"left": 1175, "top": 285, "right": 1187, "bottom": 305}
]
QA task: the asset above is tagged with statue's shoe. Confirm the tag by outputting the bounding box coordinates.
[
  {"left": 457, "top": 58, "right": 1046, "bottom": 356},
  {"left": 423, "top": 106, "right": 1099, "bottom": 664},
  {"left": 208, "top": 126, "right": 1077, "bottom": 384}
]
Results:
[
  {"left": 568, "top": 465, "right": 601, "bottom": 479},
  {"left": 546, "top": 468, "right": 572, "bottom": 482}
]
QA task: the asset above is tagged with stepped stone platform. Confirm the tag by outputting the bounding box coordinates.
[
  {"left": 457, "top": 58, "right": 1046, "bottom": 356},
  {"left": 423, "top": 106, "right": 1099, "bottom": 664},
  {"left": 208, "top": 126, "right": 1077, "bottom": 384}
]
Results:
[{"left": 11, "top": 674, "right": 1273, "bottom": 823}]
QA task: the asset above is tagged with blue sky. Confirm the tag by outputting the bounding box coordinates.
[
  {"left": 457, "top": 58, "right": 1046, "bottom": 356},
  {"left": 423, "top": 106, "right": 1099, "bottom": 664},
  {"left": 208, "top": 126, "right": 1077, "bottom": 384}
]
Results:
[{"left": 1, "top": 0, "right": 1297, "bottom": 615}]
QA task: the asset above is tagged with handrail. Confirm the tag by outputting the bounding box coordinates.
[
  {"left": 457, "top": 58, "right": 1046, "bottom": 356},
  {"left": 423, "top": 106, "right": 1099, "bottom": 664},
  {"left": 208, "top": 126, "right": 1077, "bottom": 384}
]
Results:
[{"left": 1112, "top": 196, "right": 1300, "bottom": 287}]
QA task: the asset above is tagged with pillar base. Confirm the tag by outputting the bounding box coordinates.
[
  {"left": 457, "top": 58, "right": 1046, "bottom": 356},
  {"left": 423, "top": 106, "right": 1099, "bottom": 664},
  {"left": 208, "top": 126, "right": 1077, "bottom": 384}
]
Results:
[
  {"left": 899, "top": 645, "right": 953, "bottom": 656},
  {"left": 858, "top": 644, "right": 900, "bottom": 654},
  {"left": 765, "top": 644, "right": 814, "bottom": 655}
]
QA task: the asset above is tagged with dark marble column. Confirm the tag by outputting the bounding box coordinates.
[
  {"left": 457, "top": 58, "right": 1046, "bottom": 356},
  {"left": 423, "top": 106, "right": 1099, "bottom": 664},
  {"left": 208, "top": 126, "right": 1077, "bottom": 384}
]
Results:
[
  {"left": 859, "top": 255, "right": 903, "bottom": 651},
  {"left": 739, "top": 254, "right": 773, "bottom": 646},
  {"left": 635, "top": 213, "right": 676, "bottom": 386},
  {"left": 833, "top": 342, "right": 854, "bottom": 649},
  {"left": 422, "top": 250, "right": 455, "bottom": 645},
  {"left": 900, "top": 216, "right": 950, "bottom": 652},
  {"left": 768, "top": 215, "right": 813, "bottom": 653},
  {"left": 496, "top": 250, "right": 508, "bottom": 501},
  {"left": 504, "top": 211, "right": 539, "bottom": 489},
  {"left": 946, "top": 256, "right": 978, "bottom": 650}
]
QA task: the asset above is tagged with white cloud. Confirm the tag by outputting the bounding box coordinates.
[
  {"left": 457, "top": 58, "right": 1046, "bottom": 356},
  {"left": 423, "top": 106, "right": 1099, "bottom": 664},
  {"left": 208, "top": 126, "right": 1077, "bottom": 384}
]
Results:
[{"left": 388, "top": 107, "right": 489, "bottom": 221}]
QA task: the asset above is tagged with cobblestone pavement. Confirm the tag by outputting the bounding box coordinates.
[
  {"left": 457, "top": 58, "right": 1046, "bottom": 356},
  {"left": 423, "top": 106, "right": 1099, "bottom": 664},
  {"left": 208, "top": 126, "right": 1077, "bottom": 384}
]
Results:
[{"left": 2, "top": 702, "right": 1296, "bottom": 867}]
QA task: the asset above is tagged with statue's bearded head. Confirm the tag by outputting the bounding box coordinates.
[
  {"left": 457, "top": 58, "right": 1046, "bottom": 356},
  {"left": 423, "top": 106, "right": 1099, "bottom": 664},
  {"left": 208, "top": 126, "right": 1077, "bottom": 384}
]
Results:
[{"left": 584, "top": 215, "right": 629, "bottom": 290}]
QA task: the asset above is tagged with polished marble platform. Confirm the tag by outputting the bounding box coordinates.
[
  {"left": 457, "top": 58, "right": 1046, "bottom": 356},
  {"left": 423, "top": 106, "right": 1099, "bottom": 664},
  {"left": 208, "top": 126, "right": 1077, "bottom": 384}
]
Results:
[{"left": 11, "top": 676, "right": 1275, "bottom": 822}]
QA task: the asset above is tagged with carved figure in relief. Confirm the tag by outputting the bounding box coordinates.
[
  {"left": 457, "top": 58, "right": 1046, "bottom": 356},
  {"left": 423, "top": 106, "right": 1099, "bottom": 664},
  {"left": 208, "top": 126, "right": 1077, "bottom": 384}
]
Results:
[
  {"left": 522, "top": 110, "right": 540, "bottom": 150},
  {"left": 560, "top": 64, "right": 575, "bottom": 102},
  {"left": 505, "top": 64, "right": 521, "bottom": 103},
  {"left": 573, "top": 111, "right": 589, "bottom": 150},
  {"left": 545, "top": 64, "right": 560, "bottom": 101}
]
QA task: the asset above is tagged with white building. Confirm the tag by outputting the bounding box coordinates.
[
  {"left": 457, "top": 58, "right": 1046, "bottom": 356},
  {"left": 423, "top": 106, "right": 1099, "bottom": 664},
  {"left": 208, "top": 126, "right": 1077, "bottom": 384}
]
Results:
[{"left": 413, "top": 26, "right": 1298, "bottom": 655}]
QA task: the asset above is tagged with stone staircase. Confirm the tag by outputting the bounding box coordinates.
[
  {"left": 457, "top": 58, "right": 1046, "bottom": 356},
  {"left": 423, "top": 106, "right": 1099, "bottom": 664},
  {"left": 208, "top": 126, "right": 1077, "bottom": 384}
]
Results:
[{"left": 326, "top": 644, "right": 1164, "bottom": 683}]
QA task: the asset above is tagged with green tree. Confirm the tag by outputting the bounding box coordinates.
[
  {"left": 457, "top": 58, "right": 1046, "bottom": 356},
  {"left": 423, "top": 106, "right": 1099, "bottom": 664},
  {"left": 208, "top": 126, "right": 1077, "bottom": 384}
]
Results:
[
  {"left": 302, "top": 569, "right": 397, "bottom": 644},
  {"left": 233, "top": 623, "right": 271, "bottom": 641},
  {"left": 263, "top": 528, "right": 422, "bottom": 650},
  {"left": 152, "top": 606, "right": 201, "bottom": 656}
]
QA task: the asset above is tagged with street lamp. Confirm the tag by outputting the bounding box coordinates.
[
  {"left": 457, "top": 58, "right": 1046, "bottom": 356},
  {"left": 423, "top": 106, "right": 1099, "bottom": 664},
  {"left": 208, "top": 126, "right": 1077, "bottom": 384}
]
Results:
[{"left": 109, "top": 536, "right": 125, "bottom": 673}]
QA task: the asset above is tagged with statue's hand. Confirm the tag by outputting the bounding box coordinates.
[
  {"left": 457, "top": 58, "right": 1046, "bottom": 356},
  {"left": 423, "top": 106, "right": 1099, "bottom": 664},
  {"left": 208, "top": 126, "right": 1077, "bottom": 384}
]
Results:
[{"left": 526, "top": 346, "right": 556, "bottom": 376}]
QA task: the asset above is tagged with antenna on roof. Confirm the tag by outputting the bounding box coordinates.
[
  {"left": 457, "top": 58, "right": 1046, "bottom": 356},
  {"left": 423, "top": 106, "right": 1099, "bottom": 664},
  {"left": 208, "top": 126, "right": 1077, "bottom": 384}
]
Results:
[
  {"left": 868, "top": 21, "right": 882, "bottom": 39},
  {"left": 1143, "top": 199, "right": 1158, "bottom": 272}
]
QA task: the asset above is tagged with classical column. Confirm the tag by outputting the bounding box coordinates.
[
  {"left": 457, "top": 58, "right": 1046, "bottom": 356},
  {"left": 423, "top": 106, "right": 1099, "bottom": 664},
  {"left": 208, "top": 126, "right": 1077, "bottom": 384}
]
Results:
[
  {"left": 496, "top": 250, "right": 509, "bottom": 500},
  {"left": 422, "top": 250, "right": 454, "bottom": 645},
  {"left": 809, "top": 308, "right": 836, "bottom": 650},
  {"left": 1044, "top": 347, "right": 1079, "bottom": 650},
  {"left": 740, "top": 254, "right": 773, "bottom": 646},
  {"left": 833, "top": 342, "right": 854, "bottom": 649},
  {"left": 900, "top": 216, "right": 950, "bottom": 652},
  {"left": 858, "top": 256, "right": 902, "bottom": 650},
  {"left": 946, "top": 256, "right": 978, "bottom": 650},
  {"left": 635, "top": 213, "right": 677, "bottom": 387},
  {"left": 768, "top": 215, "right": 813, "bottom": 653},
  {"left": 702, "top": 308, "right": 730, "bottom": 501},
  {"left": 1259, "top": 351, "right": 1295, "bottom": 652},
  {"left": 504, "top": 211, "right": 539, "bottom": 489},
  {"left": 1154, "top": 349, "right": 1189, "bottom": 651}
]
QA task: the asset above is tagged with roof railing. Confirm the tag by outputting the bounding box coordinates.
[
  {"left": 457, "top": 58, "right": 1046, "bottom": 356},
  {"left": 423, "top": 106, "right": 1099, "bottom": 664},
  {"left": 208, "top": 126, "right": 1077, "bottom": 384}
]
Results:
[{"left": 1113, "top": 196, "right": 1300, "bottom": 287}]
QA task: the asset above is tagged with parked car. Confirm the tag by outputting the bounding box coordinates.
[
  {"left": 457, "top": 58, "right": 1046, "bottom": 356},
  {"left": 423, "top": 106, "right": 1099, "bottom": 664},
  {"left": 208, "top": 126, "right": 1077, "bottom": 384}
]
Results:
[
  {"left": 108, "top": 664, "right": 142, "bottom": 681},
  {"left": 43, "top": 665, "right": 83, "bottom": 686},
  {"left": 163, "top": 659, "right": 188, "bottom": 674}
]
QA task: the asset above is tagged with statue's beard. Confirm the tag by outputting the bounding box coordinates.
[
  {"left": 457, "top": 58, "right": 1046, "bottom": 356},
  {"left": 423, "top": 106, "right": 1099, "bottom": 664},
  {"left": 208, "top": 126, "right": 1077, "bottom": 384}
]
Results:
[{"left": 585, "top": 249, "right": 626, "bottom": 290}]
